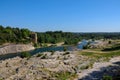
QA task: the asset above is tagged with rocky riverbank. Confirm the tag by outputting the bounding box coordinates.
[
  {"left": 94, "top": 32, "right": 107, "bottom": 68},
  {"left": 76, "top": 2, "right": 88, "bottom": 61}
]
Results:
[
  {"left": 0, "top": 51, "right": 119, "bottom": 80},
  {"left": 0, "top": 44, "right": 35, "bottom": 55},
  {"left": 0, "top": 51, "right": 89, "bottom": 80},
  {"left": 76, "top": 56, "right": 120, "bottom": 80}
]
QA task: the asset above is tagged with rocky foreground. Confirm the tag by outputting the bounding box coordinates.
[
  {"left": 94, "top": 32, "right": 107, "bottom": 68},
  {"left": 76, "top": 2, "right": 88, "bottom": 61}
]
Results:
[
  {"left": 0, "top": 44, "right": 35, "bottom": 55},
  {"left": 0, "top": 51, "right": 119, "bottom": 80}
]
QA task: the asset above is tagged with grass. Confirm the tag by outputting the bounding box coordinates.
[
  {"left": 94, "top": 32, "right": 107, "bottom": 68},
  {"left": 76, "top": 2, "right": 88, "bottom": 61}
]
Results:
[
  {"left": 102, "top": 44, "right": 120, "bottom": 51},
  {"left": 53, "top": 72, "right": 77, "bottom": 80},
  {"left": 78, "top": 49, "right": 120, "bottom": 62},
  {"left": 80, "top": 49, "right": 120, "bottom": 58}
]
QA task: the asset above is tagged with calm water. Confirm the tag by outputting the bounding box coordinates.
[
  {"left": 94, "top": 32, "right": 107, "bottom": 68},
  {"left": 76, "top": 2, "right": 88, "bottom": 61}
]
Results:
[{"left": 0, "top": 40, "right": 88, "bottom": 60}]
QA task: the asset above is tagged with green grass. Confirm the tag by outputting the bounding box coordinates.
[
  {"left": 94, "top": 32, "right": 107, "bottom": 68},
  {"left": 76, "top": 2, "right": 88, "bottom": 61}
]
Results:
[
  {"left": 80, "top": 52, "right": 95, "bottom": 56},
  {"left": 80, "top": 50, "right": 120, "bottom": 57},
  {"left": 53, "top": 72, "right": 77, "bottom": 80},
  {"left": 79, "top": 49, "right": 120, "bottom": 62}
]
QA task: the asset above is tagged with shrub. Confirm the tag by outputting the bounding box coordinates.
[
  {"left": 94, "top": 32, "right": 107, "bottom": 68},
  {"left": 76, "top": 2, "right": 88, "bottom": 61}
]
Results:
[
  {"left": 108, "top": 41, "right": 112, "bottom": 44},
  {"left": 63, "top": 52, "right": 70, "bottom": 55},
  {"left": 21, "top": 52, "right": 31, "bottom": 58},
  {"left": 63, "top": 46, "right": 67, "bottom": 51},
  {"left": 34, "top": 43, "right": 39, "bottom": 47},
  {"left": 54, "top": 72, "right": 77, "bottom": 80}
]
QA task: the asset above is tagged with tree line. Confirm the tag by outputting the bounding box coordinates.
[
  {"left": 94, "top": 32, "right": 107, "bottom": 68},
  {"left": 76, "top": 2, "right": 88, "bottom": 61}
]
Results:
[
  {"left": 1, "top": 25, "right": 120, "bottom": 45},
  {"left": 37, "top": 31, "right": 79, "bottom": 45},
  {"left": 0, "top": 25, "right": 31, "bottom": 45}
]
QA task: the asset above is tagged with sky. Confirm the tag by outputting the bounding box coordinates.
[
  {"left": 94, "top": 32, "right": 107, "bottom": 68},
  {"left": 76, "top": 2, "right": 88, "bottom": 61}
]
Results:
[{"left": 0, "top": 0, "right": 120, "bottom": 32}]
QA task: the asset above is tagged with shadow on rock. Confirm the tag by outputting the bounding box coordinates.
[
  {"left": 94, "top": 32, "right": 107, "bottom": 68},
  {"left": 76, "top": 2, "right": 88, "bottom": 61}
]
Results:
[{"left": 79, "top": 61, "right": 120, "bottom": 80}]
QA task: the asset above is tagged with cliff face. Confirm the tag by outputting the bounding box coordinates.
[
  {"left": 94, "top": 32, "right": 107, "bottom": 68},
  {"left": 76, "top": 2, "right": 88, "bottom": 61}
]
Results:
[{"left": 0, "top": 44, "right": 35, "bottom": 55}]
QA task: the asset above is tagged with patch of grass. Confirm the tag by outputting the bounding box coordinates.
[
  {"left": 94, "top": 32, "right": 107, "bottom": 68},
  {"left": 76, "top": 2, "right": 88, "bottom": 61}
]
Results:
[
  {"left": 80, "top": 52, "right": 95, "bottom": 56},
  {"left": 79, "top": 49, "right": 120, "bottom": 62},
  {"left": 53, "top": 72, "right": 77, "bottom": 80},
  {"left": 102, "top": 44, "right": 120, "bottom": 51},
  {"left": 80, "top": 49, "right": 120, "bottom": 58},
  {"left": 100, "top": 51, "right": 120, "bottom": 58}
]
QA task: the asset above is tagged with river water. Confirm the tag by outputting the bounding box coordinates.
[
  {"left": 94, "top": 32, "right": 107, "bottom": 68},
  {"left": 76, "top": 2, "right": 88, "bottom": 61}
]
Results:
[{"left": 0, "top": 40, "right": 88, "bottom": 60}]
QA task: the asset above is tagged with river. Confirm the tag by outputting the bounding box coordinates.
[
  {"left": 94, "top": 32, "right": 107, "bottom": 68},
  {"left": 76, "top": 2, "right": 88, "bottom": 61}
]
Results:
[{"left": 0, "top": 40, "right": 88, "bottom": 60}]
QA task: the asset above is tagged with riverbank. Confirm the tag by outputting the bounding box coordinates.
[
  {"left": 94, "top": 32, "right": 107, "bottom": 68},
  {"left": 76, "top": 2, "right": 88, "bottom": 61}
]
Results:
[{"left": 0, "top": 44, "right": 35, "bottom": 55}]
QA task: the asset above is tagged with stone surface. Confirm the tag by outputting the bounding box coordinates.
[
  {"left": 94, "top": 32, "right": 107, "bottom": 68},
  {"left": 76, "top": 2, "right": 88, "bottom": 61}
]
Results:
[{"left": 0, "top": 44, "right": 35, "bottom": 55}]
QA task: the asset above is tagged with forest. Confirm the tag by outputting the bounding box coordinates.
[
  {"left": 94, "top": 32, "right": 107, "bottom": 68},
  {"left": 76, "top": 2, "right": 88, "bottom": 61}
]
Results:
[
  {"left": 0, "top": 25, "right": 31, "bottom": 45},
  {"left": 1, "top": 25, "right": 120, "bottom": 45}
]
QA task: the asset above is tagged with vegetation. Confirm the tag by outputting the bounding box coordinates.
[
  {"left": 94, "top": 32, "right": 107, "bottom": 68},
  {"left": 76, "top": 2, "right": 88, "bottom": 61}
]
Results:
[
  {"left": 37, "top": 32, "right": 120, "bottom": 45},
  {"left": 0, "top": 25, "right": 31, "bottom": 45},
  {"left": 53, "top": 72, "right": 77, "bottom": 80},
  {"left": 102, "top": 44, "right": 120, "bottom": 51},
  {"left": 37, "top": 31, "right": 80, "bottom": 45},
  {"left": 1, "top": 25, "right": 120, "bottom": 46},
  {"left": 63, "top": 46, "right": 67, "bottom": 51},
  {"left": 79, "top": 48, "right": 120, "bottom": 61},
  {"left": 21, "top": 52, "right": 31, "bottom": 58},
  {"left": 50, "top": 50, "right": 55, "bottom": 55},
  {"left": 36, "top": 53, "right": 43, "bottom": 57},
  {"left": 63, "top": 52, "right": 70, "bottom": 55},
  {"left": 34, "top": 43, "right": 39, "bottom": 47}
]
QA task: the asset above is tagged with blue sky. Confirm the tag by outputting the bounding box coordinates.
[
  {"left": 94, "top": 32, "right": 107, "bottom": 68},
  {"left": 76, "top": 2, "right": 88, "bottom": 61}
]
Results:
[{"left": 0, "top": 0, "right": 120, "bottom": 32}]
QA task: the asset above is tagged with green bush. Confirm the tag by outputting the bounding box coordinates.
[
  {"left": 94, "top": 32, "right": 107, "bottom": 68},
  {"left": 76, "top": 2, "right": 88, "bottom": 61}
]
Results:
[
  {"left": 34, "top": 43, "right": 39, "bottom": 47},
  {"left": 53, "top": 72, "right": 77, "bottom": 80},
  {"left": 63, "top": 46, "right": 67, "bottom": 51},
  {"left": 21, "top": 52, "right": 31, "bottom": 58}
]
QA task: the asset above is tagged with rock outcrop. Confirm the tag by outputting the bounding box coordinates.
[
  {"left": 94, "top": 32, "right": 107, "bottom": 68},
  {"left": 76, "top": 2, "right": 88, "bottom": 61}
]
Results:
[
  {"left": 0, "top": 51, "right": 119, "bottom": 80},
  {"left": 0, "top": 44, "right": 35, "bottom": 55},
  {"left": 0, "top": 51, "right": 83, "bottom": 80}
]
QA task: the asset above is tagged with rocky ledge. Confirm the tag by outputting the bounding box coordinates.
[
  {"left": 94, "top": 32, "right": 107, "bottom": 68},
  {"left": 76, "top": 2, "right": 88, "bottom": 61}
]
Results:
[
  {"left": 0, "top": 44, "right": 35, "bottom": 55},
  {"left": 0, "top": 51, "right": 119, "bottom": 80}
]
